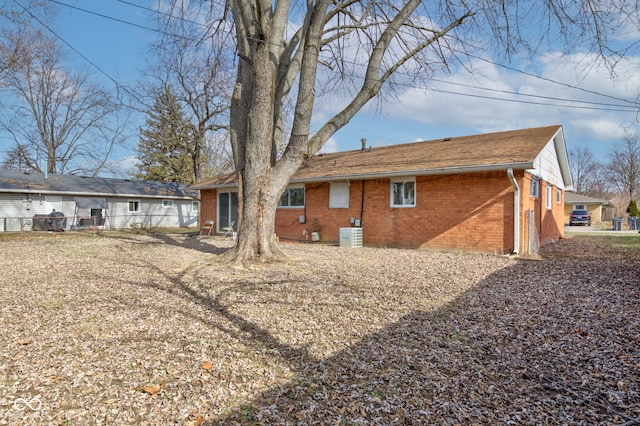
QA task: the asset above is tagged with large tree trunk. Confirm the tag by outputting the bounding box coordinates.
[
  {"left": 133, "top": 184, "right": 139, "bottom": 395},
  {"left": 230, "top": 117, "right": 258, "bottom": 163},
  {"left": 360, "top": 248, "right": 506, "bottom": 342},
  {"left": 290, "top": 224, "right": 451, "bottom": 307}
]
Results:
[
  {"left": 221, "top": 171, "right": 288, "bottom": 264},
  {"left": 222, "top": 0, "right": 470, "bottom": 265}
]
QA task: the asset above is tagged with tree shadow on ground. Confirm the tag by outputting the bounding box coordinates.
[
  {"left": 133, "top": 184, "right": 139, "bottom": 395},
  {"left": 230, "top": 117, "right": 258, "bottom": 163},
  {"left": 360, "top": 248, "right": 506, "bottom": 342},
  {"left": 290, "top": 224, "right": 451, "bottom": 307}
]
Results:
[
  {"left": 202, "top": 252, "right": 640, "bottom": 424},
  {"left": 111, "top": 233, "right": 233, "bottom": 256}
]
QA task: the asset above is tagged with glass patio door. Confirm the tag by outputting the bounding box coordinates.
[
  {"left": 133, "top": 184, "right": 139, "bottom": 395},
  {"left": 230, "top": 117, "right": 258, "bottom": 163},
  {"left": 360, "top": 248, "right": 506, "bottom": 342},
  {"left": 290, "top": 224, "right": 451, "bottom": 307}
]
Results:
[{"left": 218, "top": 191, "right": 238, "bottom": 232}]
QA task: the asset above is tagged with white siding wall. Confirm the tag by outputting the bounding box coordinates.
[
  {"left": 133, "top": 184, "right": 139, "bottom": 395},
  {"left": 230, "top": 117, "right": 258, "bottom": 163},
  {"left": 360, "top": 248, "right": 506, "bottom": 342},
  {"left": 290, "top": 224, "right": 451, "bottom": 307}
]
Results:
[
  {"left": 0, "top": 192, "right": 197, "bottom": 231},
  {"left": 530, "top": 139, "right": 566, "bottom": 189},
  {"left": 107, "top": 198, "right": 198, "bottom": 229}
]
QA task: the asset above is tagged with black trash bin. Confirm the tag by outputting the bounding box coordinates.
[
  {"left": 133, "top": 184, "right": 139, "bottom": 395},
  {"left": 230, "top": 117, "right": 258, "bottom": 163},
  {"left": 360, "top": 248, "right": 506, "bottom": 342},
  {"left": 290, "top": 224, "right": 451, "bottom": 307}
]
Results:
[
  {"left": 32, "top": 214, "right": 50, "bottom": 231},
  {"left": 613, "top": 217, "right": 623, "bottom": 231},
  {"left": 47, "top": 210, "right": 66, "bottom": 232},
  {"left": 629, "top": 217, "right": 639, "bottom": 230}
]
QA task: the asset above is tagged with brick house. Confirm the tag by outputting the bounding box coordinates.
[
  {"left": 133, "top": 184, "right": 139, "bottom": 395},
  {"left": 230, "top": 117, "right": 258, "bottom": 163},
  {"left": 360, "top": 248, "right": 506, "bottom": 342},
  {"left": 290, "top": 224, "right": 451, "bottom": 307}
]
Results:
[{"left": 192, "top": 125, "right": 572, "bottom": 254}]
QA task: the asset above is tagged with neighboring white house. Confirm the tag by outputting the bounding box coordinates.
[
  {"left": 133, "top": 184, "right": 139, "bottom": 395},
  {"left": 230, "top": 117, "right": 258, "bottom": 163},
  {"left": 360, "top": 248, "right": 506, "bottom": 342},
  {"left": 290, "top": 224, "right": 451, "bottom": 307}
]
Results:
[{"left": 0, "top": 171, "right": 199, "bottom": 232}]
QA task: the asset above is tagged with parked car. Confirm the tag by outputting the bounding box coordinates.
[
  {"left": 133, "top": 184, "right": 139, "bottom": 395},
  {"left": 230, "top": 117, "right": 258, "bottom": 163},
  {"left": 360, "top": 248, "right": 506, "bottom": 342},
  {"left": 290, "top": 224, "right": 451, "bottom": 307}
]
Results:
[{"left": 569, "top": 210, "right": 592, "bottom": 226}]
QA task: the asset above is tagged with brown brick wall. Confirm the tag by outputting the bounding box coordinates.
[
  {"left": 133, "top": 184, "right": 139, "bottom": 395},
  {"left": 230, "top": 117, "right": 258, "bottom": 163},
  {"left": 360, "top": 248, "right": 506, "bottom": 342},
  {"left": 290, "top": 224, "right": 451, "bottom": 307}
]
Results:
[
  {"left": 199, "top": 188, "right": 218, "bottom": 228},
  {"left": 198, "top": 169, "right": 565, "bottom": 253},
  {"left": 276, "top": 171, "right": 518, "bottom": 253}
]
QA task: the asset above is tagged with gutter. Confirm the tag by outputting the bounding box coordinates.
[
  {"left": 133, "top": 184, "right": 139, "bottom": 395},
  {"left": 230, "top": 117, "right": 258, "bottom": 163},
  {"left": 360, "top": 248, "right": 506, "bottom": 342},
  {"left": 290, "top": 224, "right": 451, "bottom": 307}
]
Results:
[{"left": 507, "top": 168, "right": 520, "bottom": 255}]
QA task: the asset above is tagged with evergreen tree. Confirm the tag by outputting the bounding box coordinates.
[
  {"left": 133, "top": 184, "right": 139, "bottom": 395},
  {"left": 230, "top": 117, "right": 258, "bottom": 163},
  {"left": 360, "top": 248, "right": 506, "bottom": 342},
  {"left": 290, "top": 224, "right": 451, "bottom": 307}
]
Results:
[
  {"left": 135, "top": 87, "right": 195, "bottom": 183},
  {"left": 627, "top": 200, "right": 640, "bottom": 217}
]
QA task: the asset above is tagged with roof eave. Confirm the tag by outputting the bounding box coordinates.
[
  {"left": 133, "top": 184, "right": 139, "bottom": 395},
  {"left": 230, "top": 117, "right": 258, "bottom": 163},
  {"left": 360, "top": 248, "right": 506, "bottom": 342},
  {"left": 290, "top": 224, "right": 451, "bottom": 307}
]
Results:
[{"left": 290, "top": 162, "right": 535, "bottom": 183}]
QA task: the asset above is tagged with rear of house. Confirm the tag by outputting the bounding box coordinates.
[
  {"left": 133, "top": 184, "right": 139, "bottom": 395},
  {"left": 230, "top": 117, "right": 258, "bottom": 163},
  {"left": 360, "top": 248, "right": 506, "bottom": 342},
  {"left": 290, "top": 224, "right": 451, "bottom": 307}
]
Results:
[{"left": 194, "top": 125, "right": 572, "bottom": 255}]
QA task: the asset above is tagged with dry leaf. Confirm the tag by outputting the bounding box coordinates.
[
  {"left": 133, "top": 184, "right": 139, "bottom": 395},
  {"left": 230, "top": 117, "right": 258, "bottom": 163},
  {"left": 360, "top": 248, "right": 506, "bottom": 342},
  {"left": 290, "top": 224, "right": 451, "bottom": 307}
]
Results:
[
  {"left": 18, "top": 340, "right": 31, "bottom": 345},
  {"left": 166, "top": 367, "right": 180, "bottom": 376},
  {"left": 201, "top": 362, "right": 213, "bottom": 370},
  {"left": 142, "top": 382, "right": 165, "bottom": 395}
]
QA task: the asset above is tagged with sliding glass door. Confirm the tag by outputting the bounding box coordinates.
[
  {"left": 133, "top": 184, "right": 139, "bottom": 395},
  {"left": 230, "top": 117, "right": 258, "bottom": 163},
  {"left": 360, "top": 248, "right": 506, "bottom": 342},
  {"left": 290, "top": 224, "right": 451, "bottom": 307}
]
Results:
[{"left": 218, "top": 191, "right": 238, "bottom": 232}]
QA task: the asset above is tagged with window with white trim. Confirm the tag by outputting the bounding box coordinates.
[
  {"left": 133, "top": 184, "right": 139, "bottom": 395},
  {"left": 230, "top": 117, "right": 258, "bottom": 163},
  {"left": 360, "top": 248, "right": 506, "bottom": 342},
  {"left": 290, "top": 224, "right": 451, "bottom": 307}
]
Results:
[
  {"left": 128, "top": 200, "right": 140, "bottom": 213},
  {"left": 546, "top": 185, "right": 552, "bottom": 209},
  {"left": 278, "top": 186, "right": 305, "bottom": 207},
  {"left": 192, "top": 201, "right": 199, "bottom": 211},
  {"left": 391, "top": 178, "right": 415, "bottom": 207},
  {"left": 556, "top": 188, "right": 561, "bottom": 204},
  {"left": 530, "top": 177, "right": 539, "bottom": 198},
  {"left": 329, "top": 182, "right": 350, "bottom": 208},
  {"left": 162, "top": 199, "right": 174, "bottom": 208}
]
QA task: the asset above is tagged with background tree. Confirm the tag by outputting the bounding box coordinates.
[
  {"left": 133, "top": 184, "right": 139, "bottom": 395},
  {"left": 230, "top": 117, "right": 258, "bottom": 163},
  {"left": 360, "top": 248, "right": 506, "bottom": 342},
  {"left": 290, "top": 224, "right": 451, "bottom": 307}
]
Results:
[
  {"left": 144, "top": 2, "right": 233, "bottom": 182},
  {"left": 156, "top": 0, "right": 639, "bottom": 264},
  {"left": 569, "top": 146, "right": 601, "bottom": 194},
  {"left": 135, "top": 86, "right": 195, "bottom": 183},
  {"left": 0, "top": 26, "right": 125, "bottom": 175},
  {"left": 607, "top": 133, "right": 640, "bottom": 202}
]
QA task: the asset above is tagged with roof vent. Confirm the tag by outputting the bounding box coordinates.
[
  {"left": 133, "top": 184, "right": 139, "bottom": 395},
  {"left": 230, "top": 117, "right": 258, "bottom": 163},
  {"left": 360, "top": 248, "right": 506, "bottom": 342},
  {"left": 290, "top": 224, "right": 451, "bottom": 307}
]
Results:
[
  {"left": 361, "top": 138, "right": 367, "bottom": 151},
  {"left": 443, "top": 137, "right": 452, "bottom": 141}
]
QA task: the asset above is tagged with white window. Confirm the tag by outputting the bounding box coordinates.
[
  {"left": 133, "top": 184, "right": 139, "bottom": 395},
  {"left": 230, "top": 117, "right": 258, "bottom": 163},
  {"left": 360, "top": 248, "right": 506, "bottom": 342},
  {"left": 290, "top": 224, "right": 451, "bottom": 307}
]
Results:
[
  {"left": 391, "top": 178, "right": 415, "bottom": 207},
  {"left": 329, "top": 182, "right": 350, "bottom": 208},
  {"left": 556, "top": 188, "right": 561, "bottom": 204},
  {"left": 573, "top": 204, "right": 586, "bottom": 210},
  {"left": 530, "top": 177, "right": 539, "bottom": 198},
  {"left": 278, "top": 186, "right": 305, "bottom": 208},
  {"left": 128, "top": 200, "right": 140, "bottom": 213},
  {"left": 162, "top": 199, "right": 174, "bottom": 208},
  {"left": 546, "top": 185, "right": 552, "bottom": 209},
  {"left": 192, "top": 201, "right": 199, "bottom": 211}
]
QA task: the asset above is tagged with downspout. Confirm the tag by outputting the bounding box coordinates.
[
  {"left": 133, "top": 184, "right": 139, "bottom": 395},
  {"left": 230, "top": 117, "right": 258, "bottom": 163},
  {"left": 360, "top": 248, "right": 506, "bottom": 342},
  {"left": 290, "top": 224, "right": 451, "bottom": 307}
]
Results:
[{"left": 507, "top": 168, "right": 520, "bottom": 255}]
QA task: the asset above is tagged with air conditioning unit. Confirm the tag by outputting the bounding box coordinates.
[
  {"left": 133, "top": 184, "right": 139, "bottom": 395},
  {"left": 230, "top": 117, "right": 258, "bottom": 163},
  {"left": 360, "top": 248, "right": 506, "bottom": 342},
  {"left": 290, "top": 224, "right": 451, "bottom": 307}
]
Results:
[{"left": 339, "top": 227, "right": 363, "bottom": 248}]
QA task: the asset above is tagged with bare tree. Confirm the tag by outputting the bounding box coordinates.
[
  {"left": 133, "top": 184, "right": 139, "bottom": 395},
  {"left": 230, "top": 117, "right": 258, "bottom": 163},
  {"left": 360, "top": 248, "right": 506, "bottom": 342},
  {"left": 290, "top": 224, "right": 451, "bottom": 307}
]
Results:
[
  {"left": 569, "top": 146, "right": 608, "bottom": 196},
  {"left": 144, "top": 2, "right": 233, "bottom": 183},
  {"left": 607, "top": 133, "right": 640, "bottom": 202},
  {"left": 0, "top": 27, "right": 125, "bottom": 175},
  {"left": 167, "top": 0, "right": 639, "bottom": 264}
]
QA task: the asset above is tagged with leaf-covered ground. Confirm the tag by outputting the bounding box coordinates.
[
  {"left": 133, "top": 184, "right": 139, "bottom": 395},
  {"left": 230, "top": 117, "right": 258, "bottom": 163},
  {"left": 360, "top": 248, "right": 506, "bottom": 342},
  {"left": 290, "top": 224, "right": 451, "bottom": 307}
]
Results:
[{"left": 0, "top": 233, "right": 638, "bottom": 425}]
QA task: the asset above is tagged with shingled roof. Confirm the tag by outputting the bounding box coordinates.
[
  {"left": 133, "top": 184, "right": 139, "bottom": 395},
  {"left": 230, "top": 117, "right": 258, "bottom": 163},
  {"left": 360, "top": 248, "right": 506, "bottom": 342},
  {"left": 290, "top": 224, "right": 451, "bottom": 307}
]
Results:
[
  {"left": 192, "top": 125, "right": 567, "bottom": 188},
  {"left": 0, "top": 171, "right": 196, "bottom": 199}
]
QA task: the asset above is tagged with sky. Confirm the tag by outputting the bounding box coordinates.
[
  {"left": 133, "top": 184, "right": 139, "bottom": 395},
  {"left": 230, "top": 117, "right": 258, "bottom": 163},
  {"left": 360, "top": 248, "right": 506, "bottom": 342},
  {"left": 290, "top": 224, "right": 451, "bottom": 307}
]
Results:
[{"left": 11, "top": 0, "right": 640, "bottom": 177}]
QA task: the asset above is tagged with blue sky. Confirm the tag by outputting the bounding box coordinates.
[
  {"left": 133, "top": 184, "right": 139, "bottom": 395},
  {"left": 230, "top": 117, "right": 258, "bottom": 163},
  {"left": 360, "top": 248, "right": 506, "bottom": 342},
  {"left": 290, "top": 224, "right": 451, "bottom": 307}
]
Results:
[{"left": 27, "top": 1, "right": 640, "bottom": 175}]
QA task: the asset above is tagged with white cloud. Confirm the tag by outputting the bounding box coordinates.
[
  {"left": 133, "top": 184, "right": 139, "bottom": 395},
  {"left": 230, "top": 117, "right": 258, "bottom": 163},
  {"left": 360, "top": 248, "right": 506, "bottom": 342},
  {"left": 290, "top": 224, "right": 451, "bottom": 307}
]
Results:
[{"left": 317, "top": 137, "right": 339, "bottom": 154}]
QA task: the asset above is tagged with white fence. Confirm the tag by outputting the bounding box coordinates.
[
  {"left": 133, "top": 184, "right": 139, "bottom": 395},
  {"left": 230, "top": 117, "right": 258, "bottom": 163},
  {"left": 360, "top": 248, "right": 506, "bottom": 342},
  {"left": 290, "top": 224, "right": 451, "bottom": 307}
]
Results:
[{"left": 0, "top": 214, "right": 198, "bottom": 232}]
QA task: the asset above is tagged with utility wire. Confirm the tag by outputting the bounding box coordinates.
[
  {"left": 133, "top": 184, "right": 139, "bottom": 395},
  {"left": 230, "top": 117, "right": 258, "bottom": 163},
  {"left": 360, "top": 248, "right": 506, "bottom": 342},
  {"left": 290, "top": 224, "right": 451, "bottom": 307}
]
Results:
[
  {"left": 49, "top": 0, "right": 192, "bottom": 40},
  {"left": 25, "top": 1, "right": 640, "bottom": 114},
  {"left": 428, "top": 87, "right": 636, "bottom": 112},
  {"left": 112, "top": 0, "right": 209, "bottom": 29},
  {"left": 13, "top": 0, "right": 144, "bottom": 106}
]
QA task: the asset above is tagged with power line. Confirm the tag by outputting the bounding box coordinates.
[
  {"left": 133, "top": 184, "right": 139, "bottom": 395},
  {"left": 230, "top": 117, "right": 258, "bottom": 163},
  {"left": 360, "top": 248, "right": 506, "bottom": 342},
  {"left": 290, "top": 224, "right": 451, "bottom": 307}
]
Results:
[
  {"left": 19, "top": 1, "right": 640, "bottom": 115},
  {"left": 429, "top": 78, "right": 639, "bottom": 111},
  {"left": 12, "top": 0, "right": 144, "bottom": 105},
  {"left": 428, "top": 87, "right": 637, "bottom": 112},
  {"left": 49, "top": 0, "right": 192, "bottom": 40},
  {"left": 460, "top": 51, "right": 639, "bottom": 107},
  {"left": 112, "top": 0, "right": 209, "bottom": 29}
]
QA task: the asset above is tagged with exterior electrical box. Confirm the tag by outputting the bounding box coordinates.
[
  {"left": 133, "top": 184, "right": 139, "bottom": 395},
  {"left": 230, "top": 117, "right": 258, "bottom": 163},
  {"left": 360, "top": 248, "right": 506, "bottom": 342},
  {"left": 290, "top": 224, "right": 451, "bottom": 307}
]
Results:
[{"left": 339, "top": 227, "right": 363, "bottom": 248}]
